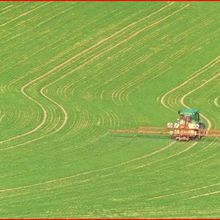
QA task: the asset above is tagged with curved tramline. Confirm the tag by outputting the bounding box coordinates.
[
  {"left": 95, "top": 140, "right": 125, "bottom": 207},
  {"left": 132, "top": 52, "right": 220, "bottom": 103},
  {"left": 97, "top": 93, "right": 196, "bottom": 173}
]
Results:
[
  {"left": 0, "top": 1, "right": 220, "bottom": 218},
  {"left": 0, "top": 2, "right": 187, "bottom": 149}
]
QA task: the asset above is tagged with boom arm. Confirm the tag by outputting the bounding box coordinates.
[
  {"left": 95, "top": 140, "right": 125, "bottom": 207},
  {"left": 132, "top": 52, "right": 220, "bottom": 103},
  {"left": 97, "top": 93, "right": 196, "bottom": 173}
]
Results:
[{"left": 111, "top": 127, "right": 220, "bottom": 138}]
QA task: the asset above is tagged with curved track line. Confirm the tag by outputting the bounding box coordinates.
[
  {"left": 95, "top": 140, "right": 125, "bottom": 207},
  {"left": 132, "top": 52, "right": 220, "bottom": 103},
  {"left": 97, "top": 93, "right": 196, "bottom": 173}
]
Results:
[
  {"left": 119, "top": 141, "right": 176, "bottom": 167},
  {"left": 0, "top": 3, "right": 174, "bottom": 147},
  {"left": 44, "top": 4, "right": 189, "bottom": 105},
  {"left": 0, "top": 84, "right": 47, "bottom": 144},
  {"left": 0, "top": 141, "right": 175, "bottom": 193},
  {"left": 160, "top": 56, "right": 220, "bottom": 111},
  {"left": 0, "top": 87, "right": 67, "bottom": 151},
  {"left": 180, "top": 73, "right": 220, "bottom": 130},
  {"left": 214, "top": 96, "right": 219, "bottom": 108},
  {"left": 31, "top": 2, "right": 174, "bottom": 80},
  {"left": 0, "top": 3, "right": 190, "bottom": 192},
  {"left": 157, "top": 58, "right": 219, "bottom": 163},
  {"left": 133, "top": 142, "right": 197, "bottom": 171},
  {"left": 41, "top": 4, "right": 188, "bottom": 87},
  {"left": 147, "top": 181, "right": 220, "bottom": 201},
  {"left": 40, "top": 87, "right": 68, "bottom": 134},
  {"left": 0, "top": 114, "right": 5, "bottom": 122},
  {"left": 3, "top": 4, "right": 189, "bottom": 148}
]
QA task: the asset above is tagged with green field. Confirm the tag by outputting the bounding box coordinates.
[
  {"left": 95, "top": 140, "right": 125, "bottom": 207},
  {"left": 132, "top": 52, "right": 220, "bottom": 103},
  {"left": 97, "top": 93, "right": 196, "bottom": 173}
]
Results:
[{"left": 0, "top": 2, "right": 220, "bottom": 218}]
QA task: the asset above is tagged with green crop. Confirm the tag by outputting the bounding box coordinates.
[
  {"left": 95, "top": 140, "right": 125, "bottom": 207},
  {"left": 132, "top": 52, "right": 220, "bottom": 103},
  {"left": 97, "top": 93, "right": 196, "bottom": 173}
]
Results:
[{"left": 0, "top": 2, "right": 220, "bottom": 218}]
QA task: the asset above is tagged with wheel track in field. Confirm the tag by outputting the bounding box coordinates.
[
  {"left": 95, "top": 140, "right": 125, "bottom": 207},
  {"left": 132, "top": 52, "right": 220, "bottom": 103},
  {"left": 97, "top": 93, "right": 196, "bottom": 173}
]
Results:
[
  {"left": 2, "top": 4, "right": 166, "bottom": 146},
  {"left": 180, "top": 73, "right": 220, "bottom": 131},
  {"left": 0, "top": 2, "right": 199, "bottom": 200},
  {"left": 214, "top": 96, "right": 219, "bottom": 108},
  {"left": 1, "top": 87, "right": 217, "bottom": 199},
  {"left": 49, "top": 2, "right": 188, "bottom": 90},
  {"left": 110, "top": 15, "right": 215, "bottom": 105},
  {"left": 1, "top": 2, "right": 171, "bottom": 44},
  {"left": 187, "top": 189, "right": 220, "bottom": 199},
  {"left": 55, "top": 4, "right": 190, "bottom": 149},
  {"left": 160, "top": 55, "right": 220, "bottom": 112},
  {"left": 129, "top": 142, "right": 197, "bottom": 171},
  {"left": 151, "top": 58, "right": 220, "bottom": 202},
  {"left": 0, "top": 4, "right": 194, "bottom": 195},
  {"left": 0, "top": 141, "right": 176, "bottom": 194},
  {"left": 109, "top": 153, "right": 220, "bottom": 203},
  {"left": 0, "top": 3, "right": 51, "bottom": 28},
  {"left": 160, "top": 78, "right": 219, "bottom": 170},
  {"left": 0, "top": 111, "right": 5, "bottom": 122},
  {"left": 3, "top": 7, "right": 110, "bottom": 86},
  {"left": 64, "top": 5, "right": 189, "bottom": 106},
  {"left": 1, "top": 3, "right": 188, "bottom": 150},
  {"left": 0, "top": 5, "right": 14, "bottom": 11},
  {"left": 0, "top": 4, "right": 28, "bottom": 17},
  {"left": 164, "top": 69, "right": 220, "bottom": 158},
  {"left": 0, "top": 140, "right": 217, "bottom": 203},
  {"left": 185, "top": 140, "right": 218, "bottom": 168},
  {"left": 0, "top": 4, "right": 15, "bottom": 16},
  {"left": 145, "top": 181, "right": 220, "bottom": 201},
  {"left": 1, "top": 5, "right": 141, "bottom": 88}
]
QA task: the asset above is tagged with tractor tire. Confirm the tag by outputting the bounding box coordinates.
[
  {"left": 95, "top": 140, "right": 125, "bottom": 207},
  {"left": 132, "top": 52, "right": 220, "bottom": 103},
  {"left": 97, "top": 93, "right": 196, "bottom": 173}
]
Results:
[
  {"left": 199, "top": 123, "right": 205, "bottom": 129},
  {"left": 195, "top": 135, "right": 201, "bottom": 141}
]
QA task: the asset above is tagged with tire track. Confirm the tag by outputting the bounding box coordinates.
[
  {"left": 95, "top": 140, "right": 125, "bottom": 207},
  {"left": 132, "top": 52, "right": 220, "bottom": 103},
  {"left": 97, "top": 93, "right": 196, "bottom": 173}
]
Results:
[
  {"left": 0, "top": 3, "right": 175, "bottom": 148},
  {"left": 1, "top": 3, "right": 189, "bottom": 150},
  {"left": 160, "top": 56, "right": 220, "bottom": 111},
  {"left": 0, "top": 4, "right": 25, "bottom": 16},
  {"left": 130, "top": 141, "right": 197, "bottom": 171},
  {"left": 0, "top": 3, "right": 50, "bottom": 28},
  {"left": 180, "top": 73, "right": 220, "bottom": 131},
  {"left": 0, "top": 4, "right": 14, "bottom": 12},
  {"left": 68, "top": 4, "right": 189, "bottom": 106},
  {"left": 0, "top": 140, "right": 176, "bottom": 193},
  {"left": 0, "top": 81, "right": 47, "bottom": 145},
  {"left": 0, "top": 112, "right": 5, "bottom": 122},
  {"left": 188, "top": 189, "right": 220, "bottom": 199},
  {"left": 146, "top": 181, "right": 220, "bottom": 201},
  {"left": 214, "top": 96, "right": 219, "bottom": 108}
]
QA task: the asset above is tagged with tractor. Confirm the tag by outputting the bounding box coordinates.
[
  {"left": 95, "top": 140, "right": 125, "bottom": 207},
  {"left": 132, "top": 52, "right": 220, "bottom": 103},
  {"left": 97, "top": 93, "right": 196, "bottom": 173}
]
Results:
[
  {"left": 167, "top": 108, "right": 206, "bottom": 141},
  {"left": 112, "top": 108, "right": 220, "bottom": 140}
]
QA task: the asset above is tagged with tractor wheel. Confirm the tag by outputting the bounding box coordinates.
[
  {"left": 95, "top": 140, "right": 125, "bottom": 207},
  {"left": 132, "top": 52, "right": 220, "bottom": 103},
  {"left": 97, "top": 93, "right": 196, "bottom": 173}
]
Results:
[
  {"left": 195, "top": 135, "right": 201, "bottom": 141},
  {"left": 199, "top": 123, "right": 205, "bottom": 129}
]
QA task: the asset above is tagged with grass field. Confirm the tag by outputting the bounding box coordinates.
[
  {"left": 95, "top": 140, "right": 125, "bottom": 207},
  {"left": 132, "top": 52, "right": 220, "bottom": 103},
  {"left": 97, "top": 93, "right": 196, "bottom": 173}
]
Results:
[{"left": 0, "top": 2, "right": 220, "bottom": 218}]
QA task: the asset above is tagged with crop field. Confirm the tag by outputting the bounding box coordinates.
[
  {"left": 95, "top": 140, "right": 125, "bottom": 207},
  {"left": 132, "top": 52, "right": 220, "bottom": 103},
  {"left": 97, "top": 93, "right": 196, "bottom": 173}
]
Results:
[{"left": 0, "top": 1, "right": 220, "bottom": 218}]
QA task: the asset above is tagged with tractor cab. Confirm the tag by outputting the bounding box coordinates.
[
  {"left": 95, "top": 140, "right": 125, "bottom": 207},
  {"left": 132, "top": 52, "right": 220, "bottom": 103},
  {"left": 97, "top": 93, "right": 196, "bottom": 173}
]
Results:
[
  {"left": 177, "top": 108, "right": 200, "bottom": 127},
  {"left": 178, "top": 108, "right": 200, "bottom": 123},
  {"left": 176, "top": 108, "right": 204, "bottom": 129}
]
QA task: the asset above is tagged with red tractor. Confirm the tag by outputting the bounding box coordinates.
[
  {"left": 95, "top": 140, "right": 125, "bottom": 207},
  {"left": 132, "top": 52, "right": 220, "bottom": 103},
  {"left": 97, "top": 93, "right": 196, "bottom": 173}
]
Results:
[{"left": 167, "top": 108, "right": 206, "bottom": 141}]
